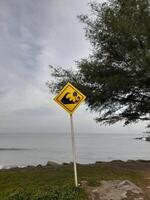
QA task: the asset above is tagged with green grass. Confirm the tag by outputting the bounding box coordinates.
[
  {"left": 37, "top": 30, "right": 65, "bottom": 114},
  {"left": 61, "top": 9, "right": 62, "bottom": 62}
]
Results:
[
  {"left": 0, "top": 163, "right": 145, "bottom": 199},
  {"left": 4, "top": 186, "right": 83, "bottom": 200}
]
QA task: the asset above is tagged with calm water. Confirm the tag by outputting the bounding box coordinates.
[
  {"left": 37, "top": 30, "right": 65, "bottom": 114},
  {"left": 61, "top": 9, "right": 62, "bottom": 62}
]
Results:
[{"left": 0, "top": 132, "right": 150, "bottom": 168}]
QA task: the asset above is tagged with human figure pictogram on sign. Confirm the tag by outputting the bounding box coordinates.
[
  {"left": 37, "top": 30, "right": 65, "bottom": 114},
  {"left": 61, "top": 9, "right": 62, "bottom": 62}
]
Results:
[{"left": 60, "top": 91, "right": 81, "bottom": 104}]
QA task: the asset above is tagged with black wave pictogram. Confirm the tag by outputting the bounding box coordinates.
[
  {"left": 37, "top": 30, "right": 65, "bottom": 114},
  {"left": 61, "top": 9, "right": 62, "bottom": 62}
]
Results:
[{"left": 61, "top": 92, "right": 81, "bottom": 104}]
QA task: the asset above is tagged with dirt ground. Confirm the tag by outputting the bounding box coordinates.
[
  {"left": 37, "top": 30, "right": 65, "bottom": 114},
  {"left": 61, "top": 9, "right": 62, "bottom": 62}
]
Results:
[
  {"left": 81, "top": 160, "right": 150, "bottom": 200},
  {"left": 84, "top": 180, "right": 146, "bottom": 200}
]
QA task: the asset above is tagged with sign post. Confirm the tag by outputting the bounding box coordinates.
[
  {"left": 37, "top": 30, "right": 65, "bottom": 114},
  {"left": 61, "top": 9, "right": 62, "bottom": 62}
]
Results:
[
  {"left": 70, "top": 113, "right": 78, "bottom": 187},
  {"left": 54, "top": 82, "right": 86, "bottom": 187}
]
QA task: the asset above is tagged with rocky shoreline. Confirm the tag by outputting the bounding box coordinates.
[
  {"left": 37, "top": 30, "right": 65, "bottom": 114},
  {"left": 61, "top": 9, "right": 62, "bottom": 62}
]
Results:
[
  {"left": 1, "top": 159, "right": 150, "bottom": 170},
  {"left": 1, "top": 160, "right": 150, "bottom": 199}
]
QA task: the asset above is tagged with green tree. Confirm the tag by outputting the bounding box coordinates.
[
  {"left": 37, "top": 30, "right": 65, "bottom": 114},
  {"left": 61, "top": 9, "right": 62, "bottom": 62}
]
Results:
[{"left": 47, "top": 0, "right": 150, "bottom": 126}]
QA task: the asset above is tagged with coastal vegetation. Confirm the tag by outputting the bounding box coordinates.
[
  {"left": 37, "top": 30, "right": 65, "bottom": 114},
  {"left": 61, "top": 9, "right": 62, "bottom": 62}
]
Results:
[
  {"left": 48, "top": 0, "right": 150, "bottom": 127},
  {"left": 0, "top": 161, "right": 150, "bottom": 199}
]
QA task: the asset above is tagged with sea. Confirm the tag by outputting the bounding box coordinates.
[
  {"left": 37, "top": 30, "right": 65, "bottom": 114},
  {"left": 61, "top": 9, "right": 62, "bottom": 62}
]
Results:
[{"left": 0, "top": 132, "right": 150, "bottom": 169}]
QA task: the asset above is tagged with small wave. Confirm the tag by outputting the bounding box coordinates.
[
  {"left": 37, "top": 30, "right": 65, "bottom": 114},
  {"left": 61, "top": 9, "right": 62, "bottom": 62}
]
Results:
[
  {"left": 0, "top": 165, "right": 26, "bottom": 169},
  {"left": 0, "top": 165, "right": 12, "bottom": 169},
  {"left": 0, "top": 165, "right": 3, "bottom": 169},
  {"left": 0, "top": 148, "right": 32, "bottom": 151}
]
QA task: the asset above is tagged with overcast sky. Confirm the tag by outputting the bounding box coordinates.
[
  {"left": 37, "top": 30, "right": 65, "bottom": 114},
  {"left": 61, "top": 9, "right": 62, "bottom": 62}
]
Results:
[{"left": 0, "top": 0, "right": 147, "bottom": 134}]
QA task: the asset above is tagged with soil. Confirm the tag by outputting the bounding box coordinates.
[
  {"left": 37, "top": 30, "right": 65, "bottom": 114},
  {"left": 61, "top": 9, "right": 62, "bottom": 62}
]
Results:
[
  {"left": 83, "top": 180, "right": 144, "bottom": 200},
  {"left": 81, "top": 160, "right": 150, "bottom": 200}
]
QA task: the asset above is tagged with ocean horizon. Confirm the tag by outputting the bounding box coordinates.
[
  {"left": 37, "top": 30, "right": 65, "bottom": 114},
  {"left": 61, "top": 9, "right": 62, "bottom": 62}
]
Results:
[{"left": 0, "top": 132, "right": 150, "bottom": 169}]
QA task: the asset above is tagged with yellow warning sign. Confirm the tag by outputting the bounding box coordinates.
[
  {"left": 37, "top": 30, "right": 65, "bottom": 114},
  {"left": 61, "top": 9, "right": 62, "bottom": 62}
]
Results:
[{"left": 54, "top": 82, "right": 86, "bottom": 114}]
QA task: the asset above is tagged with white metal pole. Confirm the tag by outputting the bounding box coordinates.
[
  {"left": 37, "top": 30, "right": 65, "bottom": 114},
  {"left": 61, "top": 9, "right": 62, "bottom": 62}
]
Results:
[{"left": 70, "top": 114, "right": 78, "bottom": 187}]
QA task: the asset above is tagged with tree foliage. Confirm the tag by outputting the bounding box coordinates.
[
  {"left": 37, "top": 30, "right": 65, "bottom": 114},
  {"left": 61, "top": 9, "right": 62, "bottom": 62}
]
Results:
[{"left": 47, "top": 0, "right": 150, "bottom": 126}]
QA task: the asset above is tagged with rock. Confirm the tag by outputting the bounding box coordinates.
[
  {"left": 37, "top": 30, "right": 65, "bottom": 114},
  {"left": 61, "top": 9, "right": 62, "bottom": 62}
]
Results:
[
  {"left": 111, "top": 160, "right": 124, "bottom": 163},
  {"left": 95, "top": 161, "right": 103, "bottom": 164},
  {"left": 118, "top": 180, "right": 142, "bottom": 194},
  {"left": 84, "top": 180, "right": 143, "bottom": 200},
  {"left": 127, "top": 160, "right": 136, "bottom": 163},
  {"left": 136, "top": 159, "right": 150, "bottom": 163},
  {"left": 62, "top": 162, "right": 69, "bottom": 166},
  {"left": 37, "top": 164, "right": 43, "bottom": 168},
  {"left": 46, "top": 161, "right": 59, "bottom": 167}
]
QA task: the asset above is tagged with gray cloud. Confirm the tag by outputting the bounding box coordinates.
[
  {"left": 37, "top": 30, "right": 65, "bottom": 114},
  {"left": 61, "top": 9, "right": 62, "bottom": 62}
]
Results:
[
  {"left": 0, "top": 89, "right": 9, "bottom": 98},
  {"left": 0, "top": 0, "right": 146, "bottom": 134}
]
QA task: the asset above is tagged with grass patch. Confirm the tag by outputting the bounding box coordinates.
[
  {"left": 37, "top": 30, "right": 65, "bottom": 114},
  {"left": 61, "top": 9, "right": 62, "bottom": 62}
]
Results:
[
  {"left": 4, "top": 186, "right": 84, "bottom": 200},
  {"left": 0, "top": 163, "right": 146, "bottom": 199}
]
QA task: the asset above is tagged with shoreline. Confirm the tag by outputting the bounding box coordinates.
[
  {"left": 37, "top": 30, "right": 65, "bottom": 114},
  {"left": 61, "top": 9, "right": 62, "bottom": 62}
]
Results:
[
  {"left": 1, "top": 159, "right": 150, "bottom": 199},
  {"left": 1, "top": 159, "right": 150, "bottom": 170}
]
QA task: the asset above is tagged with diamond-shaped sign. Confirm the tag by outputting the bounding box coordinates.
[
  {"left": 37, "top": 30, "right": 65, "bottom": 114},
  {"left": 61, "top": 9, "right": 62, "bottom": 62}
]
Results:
[{"left": 54, "top": 82, "right": 86, "bottom": 114}]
